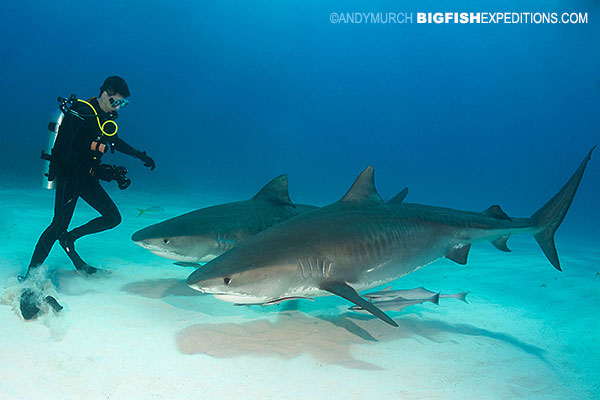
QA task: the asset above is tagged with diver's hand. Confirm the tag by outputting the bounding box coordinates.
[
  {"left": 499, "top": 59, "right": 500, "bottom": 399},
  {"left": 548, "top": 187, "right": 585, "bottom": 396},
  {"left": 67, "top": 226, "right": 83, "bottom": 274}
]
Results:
[{"left": 136, "top": 150, "right": 155, "bottom": 171}]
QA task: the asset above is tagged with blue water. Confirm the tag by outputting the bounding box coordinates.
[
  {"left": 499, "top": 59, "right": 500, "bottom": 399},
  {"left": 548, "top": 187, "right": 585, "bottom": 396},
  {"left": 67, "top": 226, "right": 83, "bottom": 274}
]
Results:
[
  {"left": 1, "top": 1, "right": 598, "bottom": 210},
  {"left": 1, "top": 1, "right": 599, "bottom": 398}
]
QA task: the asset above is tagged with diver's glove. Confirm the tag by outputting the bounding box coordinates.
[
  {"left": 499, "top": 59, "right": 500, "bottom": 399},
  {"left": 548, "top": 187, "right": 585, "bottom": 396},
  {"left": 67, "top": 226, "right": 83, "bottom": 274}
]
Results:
[{"left": 135, "top": 150, "right": 155, "bottom": 171}]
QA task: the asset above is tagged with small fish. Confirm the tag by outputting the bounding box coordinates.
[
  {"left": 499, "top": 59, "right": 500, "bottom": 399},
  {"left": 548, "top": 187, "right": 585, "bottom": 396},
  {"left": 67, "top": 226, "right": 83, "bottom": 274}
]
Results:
[
  {"left": 136, "top": 206, "right": 165, "bottom": 218},
  {"left": 235, "top": 296, "right": 314, "bottom": 306},
  {"left": 173, "top": 262, "right": 203, "bottom": 268},
  {"left": 364, "top": 286, "right": 469, "bottom": 303},
  {"left": 350, "top": 293, "right": 440, "bottom": 313},
  {"left": 595, "top": 270, "right": 600, "bottom": 279}
]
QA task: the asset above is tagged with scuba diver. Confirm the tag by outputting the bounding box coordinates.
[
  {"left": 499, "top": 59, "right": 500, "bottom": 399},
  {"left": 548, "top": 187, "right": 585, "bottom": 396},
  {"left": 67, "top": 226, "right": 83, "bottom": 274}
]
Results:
[{"left": 19, "top": 76, "right": 155, "bottom": 319}]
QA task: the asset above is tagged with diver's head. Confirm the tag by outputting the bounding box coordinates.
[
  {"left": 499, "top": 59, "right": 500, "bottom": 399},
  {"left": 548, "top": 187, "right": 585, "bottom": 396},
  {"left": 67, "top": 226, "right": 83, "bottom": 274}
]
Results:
[{"left": 98, "top": 75, "right": 130, "bottom": 113}]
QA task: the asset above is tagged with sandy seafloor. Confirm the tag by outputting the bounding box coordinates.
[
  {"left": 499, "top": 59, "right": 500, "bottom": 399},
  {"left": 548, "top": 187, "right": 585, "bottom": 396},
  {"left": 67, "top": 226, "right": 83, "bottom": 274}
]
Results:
[{"left": 1, "top": 185, "right": 599, "bottom": 400}]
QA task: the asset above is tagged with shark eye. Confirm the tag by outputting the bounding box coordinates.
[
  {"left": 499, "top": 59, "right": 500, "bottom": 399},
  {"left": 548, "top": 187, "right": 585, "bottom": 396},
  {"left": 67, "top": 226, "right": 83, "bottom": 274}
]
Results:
[
  {"left": 163, "top": 239, "right": 170, "bottom": 244},
  {"left": 223, "top": 277, "right": 231, "bottom": 285}
]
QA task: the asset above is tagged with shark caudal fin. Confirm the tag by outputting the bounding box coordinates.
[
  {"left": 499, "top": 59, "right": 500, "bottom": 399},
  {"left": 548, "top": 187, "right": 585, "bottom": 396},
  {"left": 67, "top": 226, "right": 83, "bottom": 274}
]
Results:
[{"left": 530, "top": 146, "right": 595, "bottom": 271}]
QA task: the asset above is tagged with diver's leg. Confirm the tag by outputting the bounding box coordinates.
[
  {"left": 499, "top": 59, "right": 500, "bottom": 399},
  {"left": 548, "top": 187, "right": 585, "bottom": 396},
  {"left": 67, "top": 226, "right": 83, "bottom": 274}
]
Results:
[
  {"left": 69, "top": 177, "right": 122, "bottom": 239},
  {"left": 24, "top": 175, "right": 78, "bottom": 278},
  {"left": 58, "top": 231, "right": 96, "bottom": 273},
  {"left": 60, "top": 178, "right": 121, "bottom": 274},
  {"left": 19, "top": 176, "right": 75, "bottom": 319}
]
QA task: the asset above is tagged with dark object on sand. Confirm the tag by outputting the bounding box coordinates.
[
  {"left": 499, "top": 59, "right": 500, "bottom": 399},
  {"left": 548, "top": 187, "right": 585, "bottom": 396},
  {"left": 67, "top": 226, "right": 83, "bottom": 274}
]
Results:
[
  {"left": 45, "top": 295, "right": 64, "bottom": 312},
  {"left": 19, "top": 289, "right": 40, "bottom": 320},
  {"left": 19, "top": 289, "right": 63, "bottom": 320}
]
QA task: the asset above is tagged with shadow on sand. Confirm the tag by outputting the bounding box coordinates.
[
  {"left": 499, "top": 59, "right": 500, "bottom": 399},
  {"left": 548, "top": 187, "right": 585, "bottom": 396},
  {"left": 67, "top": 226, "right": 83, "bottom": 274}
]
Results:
[
  {"left": 121, "top": 278, "right": 201, "bottom": 299},
  {"left": 119, "top": 279, "right": 548, "bottom": 370},
  {"left": 175, "top": 308, "right": 548, "bottom": 371}
]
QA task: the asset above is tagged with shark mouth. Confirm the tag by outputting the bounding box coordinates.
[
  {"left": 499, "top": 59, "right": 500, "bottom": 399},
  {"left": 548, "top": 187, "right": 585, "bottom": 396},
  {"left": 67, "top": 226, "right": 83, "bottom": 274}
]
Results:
[
  {"left": 186, "top": 284, "right": 266, "bottom": 303},
  {"left": 212, "top": 293, "right": 316, "bottom": 305},
  {"left": 133, "top": 241, "right": 215, "bottom": 263},
  {"left": 148, "top": 250, "right": 198, "bottom": 262},
  {"left": 212, "top": 293, "right": 268, "bottom": 304}
]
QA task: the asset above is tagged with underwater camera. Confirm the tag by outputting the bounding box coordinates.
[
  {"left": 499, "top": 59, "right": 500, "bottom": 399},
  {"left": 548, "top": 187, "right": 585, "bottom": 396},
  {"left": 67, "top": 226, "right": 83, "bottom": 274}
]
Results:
[{"left": 95, "top": 164, "right": 131, "bottom": 190}]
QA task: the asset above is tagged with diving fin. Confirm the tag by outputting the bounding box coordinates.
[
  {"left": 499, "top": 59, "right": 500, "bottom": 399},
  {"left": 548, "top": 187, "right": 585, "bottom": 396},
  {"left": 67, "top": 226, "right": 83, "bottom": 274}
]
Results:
[
  {"left": 20, "top": 289, "right": 41, "bottom": 320},
  {"left": 45, "top": 296, "right": 63, "bottom": 312},
  {"left": 19, "top": 289, "right": 63, "bottom": 320}
]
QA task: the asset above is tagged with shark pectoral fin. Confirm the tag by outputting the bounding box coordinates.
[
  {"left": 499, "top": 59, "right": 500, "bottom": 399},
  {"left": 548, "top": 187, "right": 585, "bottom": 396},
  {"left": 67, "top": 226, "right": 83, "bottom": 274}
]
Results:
[
  {"left": 445, "top": 244, "right": 471, "bottom": 265},
  {"left": 320, "top": 281, "right": 398, "bottom": 327},
  {"left": 491, "top": 235, "right": 511, "bottom": 252}
]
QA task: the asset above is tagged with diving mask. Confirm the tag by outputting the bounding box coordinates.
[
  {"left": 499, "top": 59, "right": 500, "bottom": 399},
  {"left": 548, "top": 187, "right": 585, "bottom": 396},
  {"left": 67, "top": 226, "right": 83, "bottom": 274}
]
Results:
[{"left": 109, "top": 97, "right": 129, "bottom": 109}]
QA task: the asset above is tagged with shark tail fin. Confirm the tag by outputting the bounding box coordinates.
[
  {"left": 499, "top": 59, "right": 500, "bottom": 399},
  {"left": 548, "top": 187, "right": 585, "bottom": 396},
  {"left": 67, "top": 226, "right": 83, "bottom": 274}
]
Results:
[
  {"left": 530, "top": 146, "right": 595, "bottom": 271},
  {"left": 455, "top": 291, "right": 469, "bottom": 303}
]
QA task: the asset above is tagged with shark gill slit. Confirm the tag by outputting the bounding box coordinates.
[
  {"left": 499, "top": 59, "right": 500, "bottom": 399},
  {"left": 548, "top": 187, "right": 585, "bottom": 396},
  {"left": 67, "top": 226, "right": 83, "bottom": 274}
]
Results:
[{"left": 298, "top": 259, "right": 306, "bottom": 278}]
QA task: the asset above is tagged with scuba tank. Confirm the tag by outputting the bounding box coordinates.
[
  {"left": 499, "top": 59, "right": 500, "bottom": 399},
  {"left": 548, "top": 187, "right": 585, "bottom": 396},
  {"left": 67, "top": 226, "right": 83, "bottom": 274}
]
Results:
[{"left": 41, "top": 109, "right": 64, "bottom": 190}]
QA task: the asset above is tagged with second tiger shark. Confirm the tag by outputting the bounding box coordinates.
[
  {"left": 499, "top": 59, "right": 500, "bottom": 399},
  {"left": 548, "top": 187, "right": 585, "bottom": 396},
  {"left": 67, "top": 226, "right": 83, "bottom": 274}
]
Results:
[
  {"left": 131, "top": 175, "right": 318, "bottom": 263},
  {"left": 187, "top": 148, "right": 595, "bottom": 327}
]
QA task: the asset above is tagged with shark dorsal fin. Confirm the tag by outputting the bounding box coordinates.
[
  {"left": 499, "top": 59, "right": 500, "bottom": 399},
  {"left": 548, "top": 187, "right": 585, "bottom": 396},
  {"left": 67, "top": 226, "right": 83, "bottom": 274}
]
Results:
[
  {"left": 482, "top": 205, "right": 512, "bottom": 221},
  {"left": 340, "top": 166, "right": 383, "bottom": 204},
  {"left": 387, "top": 187, "right": 408, "bottom": 204},
  {"left": 252, "top": 175, "right": 295, "bottom": 207}
]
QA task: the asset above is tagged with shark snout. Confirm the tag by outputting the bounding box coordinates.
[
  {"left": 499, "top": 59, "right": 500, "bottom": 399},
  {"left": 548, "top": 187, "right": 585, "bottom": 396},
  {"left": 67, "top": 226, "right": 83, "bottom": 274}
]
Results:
[
  {"left": 131, "top": 229, "right": 148, "bottom": 243},
  {"left": 186, "top": 268, "right": 204, "bottom": 287}
]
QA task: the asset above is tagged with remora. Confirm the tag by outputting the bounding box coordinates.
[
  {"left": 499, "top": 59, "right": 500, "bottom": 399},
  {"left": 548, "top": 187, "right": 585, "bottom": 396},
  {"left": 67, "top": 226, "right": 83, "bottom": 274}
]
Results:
[
  {"left": 131, "top": 175, "right": 318, "bottom": 263},
  {"left": 186, "top": 148, "right": 595, "bottom": 327}
]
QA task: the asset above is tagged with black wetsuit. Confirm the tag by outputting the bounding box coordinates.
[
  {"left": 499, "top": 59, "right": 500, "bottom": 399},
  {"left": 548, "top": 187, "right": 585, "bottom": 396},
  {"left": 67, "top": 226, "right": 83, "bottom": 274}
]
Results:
[{"left": 27, "top": 98, "right": 143, "bottom": 273}]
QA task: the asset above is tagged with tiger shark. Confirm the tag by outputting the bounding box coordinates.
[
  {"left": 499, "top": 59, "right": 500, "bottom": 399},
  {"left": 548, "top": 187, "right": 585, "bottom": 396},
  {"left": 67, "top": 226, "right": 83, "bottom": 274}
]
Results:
[
  {"left": 187, "top": 148, "right": 594, "bottom": 327},
  {"left": 131, "top": 175, "right": 318, "bottom": 263}
]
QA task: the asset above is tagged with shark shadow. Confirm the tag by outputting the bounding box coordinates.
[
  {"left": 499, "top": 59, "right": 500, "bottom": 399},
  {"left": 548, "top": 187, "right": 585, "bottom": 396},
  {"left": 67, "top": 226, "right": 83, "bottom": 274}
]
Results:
[
  {"left": 121, "top": 278, "right": 201, "bottom": 299},
  {"left": 176, "top": 310, "right": 548, "bottom": 370}
]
